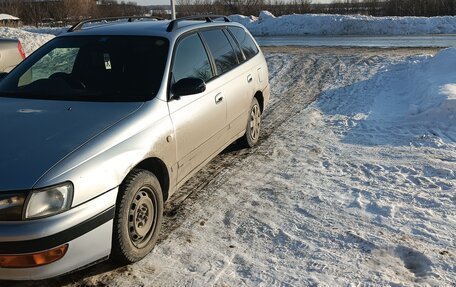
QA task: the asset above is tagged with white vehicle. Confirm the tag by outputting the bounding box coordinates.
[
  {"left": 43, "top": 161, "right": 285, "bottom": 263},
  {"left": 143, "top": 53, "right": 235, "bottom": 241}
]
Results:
[{"left": 0, "top": 38, "right": 25, "bottom": 73}]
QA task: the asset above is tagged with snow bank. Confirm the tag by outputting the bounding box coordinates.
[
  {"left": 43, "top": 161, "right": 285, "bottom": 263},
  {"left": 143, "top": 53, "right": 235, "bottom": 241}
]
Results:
[
  {"left": 318, "top": 48, "right": 456, "bottom": 147},
  {"left": 0, "top": 27, "right": 54, "bottom": 56},
  {"left": 230, "top": 11, "right": 456, "bottom": 36},
  {"left": 406, "top": 49, "right": 456, "bottom": 129},
  {"left": 22, "top": 26, "right": 68, "bottom": 36},
  {"left": 0, "top": 14, "right": 19, "bottom": 21}
]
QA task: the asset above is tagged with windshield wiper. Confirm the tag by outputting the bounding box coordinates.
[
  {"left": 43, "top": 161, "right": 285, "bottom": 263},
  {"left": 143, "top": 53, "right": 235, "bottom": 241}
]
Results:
[
  {"left": 0, "top": 90, "right": 152, "bottom": 102},
  {"left": 0, "top": 90, "right": 50, "bottom": 99}
]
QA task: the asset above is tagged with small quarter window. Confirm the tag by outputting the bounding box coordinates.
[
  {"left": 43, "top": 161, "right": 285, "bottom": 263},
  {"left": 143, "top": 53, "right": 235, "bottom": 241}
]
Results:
[
  {"left": 173, "top": 33, "right": 213, "bottom": 83},
  {"left": 228, "top": 27, "right": 259, "bottom": 60},
  {"left": 201, "top": 29, "right": 238, "bottom": 75}
]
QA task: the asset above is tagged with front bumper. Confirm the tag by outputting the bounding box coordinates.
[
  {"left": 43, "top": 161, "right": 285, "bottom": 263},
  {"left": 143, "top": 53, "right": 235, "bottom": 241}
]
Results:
[{"left": 0, "top": 188, "right": 118, "bottom": 280}]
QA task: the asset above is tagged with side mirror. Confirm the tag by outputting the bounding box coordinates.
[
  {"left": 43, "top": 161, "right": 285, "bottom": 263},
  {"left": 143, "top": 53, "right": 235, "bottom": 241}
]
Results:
[
  {"left": 172, "top": 77, "right": 206, "bottom": 97},
  {"left": 0, "top": 72, "right": 8, "bottom": 81}
]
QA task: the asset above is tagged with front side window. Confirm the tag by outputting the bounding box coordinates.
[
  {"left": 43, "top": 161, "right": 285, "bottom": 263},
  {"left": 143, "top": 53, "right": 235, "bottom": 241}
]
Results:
[
  {"left": 0, "top": 36, "right": 169, "bottom": 102},
  {"left": 172, "top": 33, "right": 213, "bottom": 83},
  {"left": 228, "top": 27, "right": 259, "bottom": 61},
  {"left": 200, "top": 29, "right": 238, "bottom": 75}
]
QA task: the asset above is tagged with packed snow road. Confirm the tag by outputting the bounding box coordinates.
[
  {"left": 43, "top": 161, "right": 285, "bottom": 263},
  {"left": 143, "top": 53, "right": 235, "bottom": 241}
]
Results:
[{"left": 7, "top": 47, "right": 455, "bottom": 287}]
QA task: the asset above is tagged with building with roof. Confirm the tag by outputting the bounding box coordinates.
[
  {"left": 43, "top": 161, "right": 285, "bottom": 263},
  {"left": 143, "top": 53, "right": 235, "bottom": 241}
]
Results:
[{"left": 0, "top": 13, "right": 20, "bottom": 27}]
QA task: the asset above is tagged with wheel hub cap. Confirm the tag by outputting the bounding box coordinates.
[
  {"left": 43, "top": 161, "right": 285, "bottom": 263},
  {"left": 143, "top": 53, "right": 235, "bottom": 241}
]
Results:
[
  {"left": 250, "top": 105, "right": 261, "bottom": 140},
  {"left": 128, "top": 187, "right": 156, "bottom": 247}
]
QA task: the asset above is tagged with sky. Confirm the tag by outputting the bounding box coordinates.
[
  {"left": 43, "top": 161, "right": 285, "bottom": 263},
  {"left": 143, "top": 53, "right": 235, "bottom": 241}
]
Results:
[{"left": 141, "top": 0, "right": 331, "bottom": 6}]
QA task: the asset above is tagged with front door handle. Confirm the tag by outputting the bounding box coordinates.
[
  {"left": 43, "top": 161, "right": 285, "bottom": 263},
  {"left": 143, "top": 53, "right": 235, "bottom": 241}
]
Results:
[
  {"left": 247, "top": 74, "right": 253, "bottom": 83},
  {"left": 215, "top": 93, "right": 223, "bottom": 104}
]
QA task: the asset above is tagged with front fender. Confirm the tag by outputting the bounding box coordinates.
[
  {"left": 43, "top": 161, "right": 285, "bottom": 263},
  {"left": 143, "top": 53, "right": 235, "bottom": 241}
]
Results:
[{"left": 34, "top": 100, "right": 176, "bottom": 206}]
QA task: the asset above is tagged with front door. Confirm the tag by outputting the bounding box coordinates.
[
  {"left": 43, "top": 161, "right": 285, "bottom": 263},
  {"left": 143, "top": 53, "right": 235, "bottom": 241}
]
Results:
[{"left": 168, "top": 33, "right": 227, "bottom": 184}]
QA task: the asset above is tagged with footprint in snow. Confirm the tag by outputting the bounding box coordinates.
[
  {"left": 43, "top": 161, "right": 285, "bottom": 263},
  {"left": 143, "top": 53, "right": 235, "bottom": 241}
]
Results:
[
  {"left": 369, "top": 245, "right": 434, "bottom": 280},
  {"left": 344, "top": 231, "right": 376, "bottom": 253},
  {"left": 322, "top": 160, "right": 331, "bottom": 169},
  {"left": 307, "top": 261, "right": 329, "bottom": 273},
  {"left": 294, "top": 205, "right": 318, "bottom": 220},
  {"left": 423, "top": 165, "right": 455, "bottom": 179},
  {"left": 394, "top": 246, "right": 433, "bottom": 278},
  {"left": 223, "top": 210, "right": 235, "bottom": 227},
  {"left": 366, "top": 201, "right": 393, "bottom": 218}
]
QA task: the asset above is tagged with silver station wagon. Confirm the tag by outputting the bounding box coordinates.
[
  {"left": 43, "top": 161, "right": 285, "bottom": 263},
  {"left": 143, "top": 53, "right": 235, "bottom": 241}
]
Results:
[{"left": 0, "top": 15, "right": 269, "bottom": 280}]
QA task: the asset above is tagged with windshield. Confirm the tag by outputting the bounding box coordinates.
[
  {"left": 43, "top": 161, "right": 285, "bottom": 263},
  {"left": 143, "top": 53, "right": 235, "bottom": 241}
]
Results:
[{"left": 0, "top": 36, "right": 169, "bottom": 102}]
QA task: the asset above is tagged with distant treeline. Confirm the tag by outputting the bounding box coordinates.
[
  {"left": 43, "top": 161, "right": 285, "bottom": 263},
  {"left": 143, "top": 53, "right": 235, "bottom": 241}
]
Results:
[
  {"left": 176, "top": 0, "right": 456, "bottom": 17},
  {"left": 1, "top": 0, "right": 455, "bottom": 27},
  {"left": 0, "top": 0, "right": 145, "bottom": 27},
  {"left": 322, "top": 0, "right": 456, "bottom": 16}
]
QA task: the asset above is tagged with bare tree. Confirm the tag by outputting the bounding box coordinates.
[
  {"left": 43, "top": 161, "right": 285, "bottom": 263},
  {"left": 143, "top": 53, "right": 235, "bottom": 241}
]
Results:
[
  {"left": 0, "top": 0, "right": 21, "bottom": 17},
  {"left": 19, "top": 0, "right": 44, "bottom": 27}
]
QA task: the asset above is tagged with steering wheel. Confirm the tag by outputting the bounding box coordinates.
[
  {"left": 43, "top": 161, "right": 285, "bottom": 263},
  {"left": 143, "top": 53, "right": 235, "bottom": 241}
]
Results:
[{"left": 49, "top": 72, "right": 86, "bottom": 89}]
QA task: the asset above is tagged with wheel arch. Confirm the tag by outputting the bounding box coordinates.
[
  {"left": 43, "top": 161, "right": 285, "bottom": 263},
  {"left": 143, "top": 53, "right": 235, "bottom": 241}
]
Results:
[
  {"left": 132, "top": 157, "right": 170, "bottom": 202},
  {"left": 254, "top": 90, "right": 264, "bottom": 113}
]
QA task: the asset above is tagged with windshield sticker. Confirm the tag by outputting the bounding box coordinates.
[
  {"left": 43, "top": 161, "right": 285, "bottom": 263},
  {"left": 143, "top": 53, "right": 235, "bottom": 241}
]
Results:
[{"left": 104, "top": 53, "right": 112, "bottom": 70}]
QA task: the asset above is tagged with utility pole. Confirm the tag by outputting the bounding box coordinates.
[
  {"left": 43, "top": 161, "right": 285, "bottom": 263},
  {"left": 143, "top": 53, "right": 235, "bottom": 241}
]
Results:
[{"left": 171, "top": 0, "right": 176, "bottom": 19}]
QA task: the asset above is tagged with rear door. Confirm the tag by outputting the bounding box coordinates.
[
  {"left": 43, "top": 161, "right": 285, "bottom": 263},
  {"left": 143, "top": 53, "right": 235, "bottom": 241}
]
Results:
[
  {"left": 168, "top": 32, "right": 227, "bottom": 184},
  {"left": 228, "top": 26, "right": 269, "bottom": 135},
  {"left": 199, "top": 28, "right": 251, "bottom": 142}
]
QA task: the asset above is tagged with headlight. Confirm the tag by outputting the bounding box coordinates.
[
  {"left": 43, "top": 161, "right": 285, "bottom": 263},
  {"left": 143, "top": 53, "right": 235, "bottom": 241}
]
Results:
[
  {"left": 25, "top": 182, "right": 73, "bottom": 219},
  {"left": 0, "top": 193, "right": 27, "bottom": 220}
]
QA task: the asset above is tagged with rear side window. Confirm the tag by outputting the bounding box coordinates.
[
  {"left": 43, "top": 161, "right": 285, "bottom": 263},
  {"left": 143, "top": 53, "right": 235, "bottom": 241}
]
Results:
[
  {"left": 228, "top": 27, "right": 259, "bottom": 60},
  {"left": 173, "top": 33, "right": 213, "bottom": 83},
  {"left": 224, "top": 29, "right": 244, "bottom": 63},
  {"left": 200, "top": 29, "right": 238, "bottom": 75}
]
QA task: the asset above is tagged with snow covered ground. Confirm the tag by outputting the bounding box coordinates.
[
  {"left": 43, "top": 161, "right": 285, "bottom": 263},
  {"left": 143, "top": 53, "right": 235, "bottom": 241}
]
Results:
[{"left": 231, "top": 11, "right": 456, "bottom": 36}]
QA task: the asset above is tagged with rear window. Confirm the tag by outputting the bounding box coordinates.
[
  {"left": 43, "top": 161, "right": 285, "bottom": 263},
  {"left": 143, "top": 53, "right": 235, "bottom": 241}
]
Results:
[
  {"left": 228, "top": 27, "right": 259, "bottom": 61},
  {"left": 0, "top": 36, "right": 169, "bottom": 102}
]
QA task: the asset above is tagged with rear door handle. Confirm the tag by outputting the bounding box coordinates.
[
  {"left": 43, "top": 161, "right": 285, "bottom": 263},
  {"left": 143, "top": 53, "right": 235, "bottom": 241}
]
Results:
[
  {"left": 215, "top": 93, "right": 223, "bottom": 104},
  {"left": 247, "top": 74, "right": 253, "bottom": 83}
]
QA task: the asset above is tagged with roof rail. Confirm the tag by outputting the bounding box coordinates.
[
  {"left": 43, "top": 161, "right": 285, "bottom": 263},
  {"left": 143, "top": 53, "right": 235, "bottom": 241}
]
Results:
[
  {"left": 68, "top": 16, "right": 165, "bottom": 32},
  {"left": 166, "top": 15, "right": 231, "bottom": 32}
]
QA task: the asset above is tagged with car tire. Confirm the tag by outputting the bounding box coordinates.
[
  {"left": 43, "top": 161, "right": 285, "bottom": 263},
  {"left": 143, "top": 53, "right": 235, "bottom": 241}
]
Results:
[
  {"left": 111, "top": 169, "right": 163, "bottom": 264},
  {"left": 239, "top": 97, "right": 262, "bottom": 148}
]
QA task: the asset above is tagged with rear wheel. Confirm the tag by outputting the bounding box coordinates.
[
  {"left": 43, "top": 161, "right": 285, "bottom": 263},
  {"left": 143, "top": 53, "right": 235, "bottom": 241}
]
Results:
[
  {"left": 239, "top": 97, "right": 262, "bottom": 148},
  {"left": 111, "top": 169, "right": 163, "bottom": 264}
]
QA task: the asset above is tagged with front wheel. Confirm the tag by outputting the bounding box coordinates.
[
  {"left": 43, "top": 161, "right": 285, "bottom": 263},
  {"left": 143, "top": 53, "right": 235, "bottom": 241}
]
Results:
[
  {"left": 239, "top": 97, "right": 262, "bottom": 148},
  {"left": 111, "top": 169, "right": 163, "bottom": 264}
]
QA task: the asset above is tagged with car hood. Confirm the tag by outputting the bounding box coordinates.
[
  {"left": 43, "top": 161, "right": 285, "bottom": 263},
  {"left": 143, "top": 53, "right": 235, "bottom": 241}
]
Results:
[{"left": 0, "top": 98, "right": 143, "bottom": 191}]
